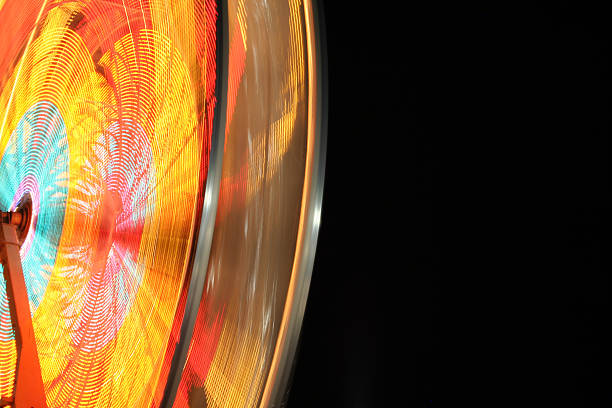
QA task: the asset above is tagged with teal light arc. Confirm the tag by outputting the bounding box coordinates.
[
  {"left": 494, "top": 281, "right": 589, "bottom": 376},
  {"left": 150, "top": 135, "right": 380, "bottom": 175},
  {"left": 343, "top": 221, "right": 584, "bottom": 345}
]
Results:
[{"left": 0, "top": 101, "right": 69, "bottom": 329}]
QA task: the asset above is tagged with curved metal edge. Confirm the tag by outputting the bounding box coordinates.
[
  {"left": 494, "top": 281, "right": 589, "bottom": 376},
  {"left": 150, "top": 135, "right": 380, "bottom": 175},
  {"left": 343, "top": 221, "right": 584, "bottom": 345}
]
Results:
[
  {"left": 259, "top": 0, "right": 328, "bottom": 406},
  {"left": 159, "top": 1, "right": 229, "bottom": 406}
]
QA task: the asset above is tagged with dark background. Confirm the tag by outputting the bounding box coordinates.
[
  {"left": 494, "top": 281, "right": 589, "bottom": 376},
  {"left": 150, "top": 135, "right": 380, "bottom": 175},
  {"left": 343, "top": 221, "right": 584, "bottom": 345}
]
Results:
[
  {"left": 286, "top": 2, "right": 433, "bottom": 406},
  {"left": 320, "top": 2, "right": 612, "bottom": 406},
  {"left": 287, "top": 1, "right": 612, "bottom": 406},
  {"left": 474, "top": 4, "right": 612, "bottom": 405},
  {"left": 521, "top": 5, "right": 612, "bottom": 405}
]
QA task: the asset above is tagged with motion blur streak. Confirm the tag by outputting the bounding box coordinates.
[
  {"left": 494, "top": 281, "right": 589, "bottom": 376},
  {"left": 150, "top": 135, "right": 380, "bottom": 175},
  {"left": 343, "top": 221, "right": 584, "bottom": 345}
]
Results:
[
  {"left": 0, "top": 0, "right": 217, "bottom": 406},
  {"left": 174, "top": 1, "right": 312, "bottom": 407}
]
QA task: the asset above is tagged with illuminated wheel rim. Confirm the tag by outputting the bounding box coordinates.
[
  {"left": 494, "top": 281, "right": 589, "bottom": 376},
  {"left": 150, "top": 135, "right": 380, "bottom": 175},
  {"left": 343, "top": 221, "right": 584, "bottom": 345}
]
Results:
[{"left": 0, "top": 1, "right": 326, "bottom": 407}]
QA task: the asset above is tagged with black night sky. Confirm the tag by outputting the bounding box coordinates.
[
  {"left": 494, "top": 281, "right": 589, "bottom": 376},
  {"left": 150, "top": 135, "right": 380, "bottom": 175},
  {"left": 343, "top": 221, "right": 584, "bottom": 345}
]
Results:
[
  {"left": 286, "top": 2, "right": 432, "bottom": 407},
  {"left": 289, "top": 1, "right": 612, "bottom": 406},
  {"left": 322, "top": 2, "right": 612, "bottom": 406}
]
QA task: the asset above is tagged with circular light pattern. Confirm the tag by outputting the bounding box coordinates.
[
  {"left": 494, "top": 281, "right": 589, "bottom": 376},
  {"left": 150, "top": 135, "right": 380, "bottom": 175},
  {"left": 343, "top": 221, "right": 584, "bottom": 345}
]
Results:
[
  {"left": 0, "top": 100, "right": 68, "bottom": 397},
  {"left": 0, "top": 100, "right": 69, "bottom": 312},
  {"left": 0, "top": 1, "right": 218, "bottom": 406},
  {"left": 0, "top": 1, "right": 323, "bottom": 407},
  {"left": 68, "top": 121, "right": 155, "bottom": 352}
]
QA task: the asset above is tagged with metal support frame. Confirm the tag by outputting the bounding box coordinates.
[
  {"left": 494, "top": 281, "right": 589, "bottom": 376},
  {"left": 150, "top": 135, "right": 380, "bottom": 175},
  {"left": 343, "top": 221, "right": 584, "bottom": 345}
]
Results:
[{"left": 0, "top": 222, "right": 47, "bottom": 408}]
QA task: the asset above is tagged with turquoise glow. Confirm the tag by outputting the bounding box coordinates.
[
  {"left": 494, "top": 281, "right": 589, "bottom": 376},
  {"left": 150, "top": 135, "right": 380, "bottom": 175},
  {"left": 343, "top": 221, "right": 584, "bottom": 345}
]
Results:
[{"left": 0, "top": 101, "right": 69, "bottom": 315}]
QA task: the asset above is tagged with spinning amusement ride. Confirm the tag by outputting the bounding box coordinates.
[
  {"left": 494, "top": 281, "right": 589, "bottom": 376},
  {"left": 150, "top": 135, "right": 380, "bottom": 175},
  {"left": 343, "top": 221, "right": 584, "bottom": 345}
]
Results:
[{"left": 0, "top": 0, "right": 326, "bottom": 407}]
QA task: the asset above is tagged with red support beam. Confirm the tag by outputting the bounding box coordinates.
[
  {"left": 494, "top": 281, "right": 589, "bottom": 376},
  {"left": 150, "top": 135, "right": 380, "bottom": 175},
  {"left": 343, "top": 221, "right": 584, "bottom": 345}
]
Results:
[{"left": 0, "top": 222, "right": 47, "bottom": 408}]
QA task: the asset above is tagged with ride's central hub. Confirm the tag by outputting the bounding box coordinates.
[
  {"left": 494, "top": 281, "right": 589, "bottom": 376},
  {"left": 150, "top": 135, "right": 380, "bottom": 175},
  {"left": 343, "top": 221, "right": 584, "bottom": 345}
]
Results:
[
  {"left": 0, "top": 193, "right": 33, "bottom": 246},
  {"left": 95, "top": 189, "right": 123, "bottom": 254}
]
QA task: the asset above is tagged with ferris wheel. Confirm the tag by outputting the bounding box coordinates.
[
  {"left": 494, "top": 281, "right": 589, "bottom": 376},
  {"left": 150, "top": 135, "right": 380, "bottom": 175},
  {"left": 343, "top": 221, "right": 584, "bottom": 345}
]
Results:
[{"left": 0, "top": 0, "right": 326, "bottom": 407}]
